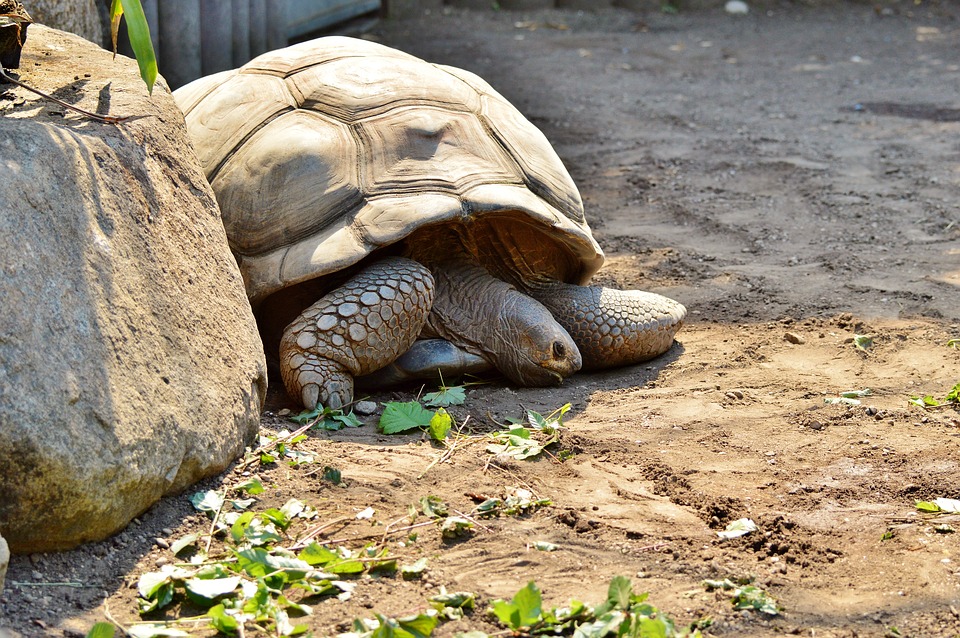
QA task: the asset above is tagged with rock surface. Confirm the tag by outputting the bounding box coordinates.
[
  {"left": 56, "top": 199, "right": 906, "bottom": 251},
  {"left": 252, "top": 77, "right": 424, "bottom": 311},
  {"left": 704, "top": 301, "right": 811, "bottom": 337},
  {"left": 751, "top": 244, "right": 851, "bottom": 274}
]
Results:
[
  {"left": 0, "top": 25, "right": 267, "bottom": 553},
  {"left": 23, "top": 0, "right": 105, "bottom": 46},
  {"left": 0, "top": 533, "right": 7, "bottom": 594}
]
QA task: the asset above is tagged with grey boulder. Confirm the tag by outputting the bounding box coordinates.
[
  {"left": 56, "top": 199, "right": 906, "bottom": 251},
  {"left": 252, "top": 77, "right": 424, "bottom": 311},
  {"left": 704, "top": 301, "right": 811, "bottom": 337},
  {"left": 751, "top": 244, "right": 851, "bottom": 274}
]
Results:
[{"left": 0, "top": 25, "right": 267, "bottom": 553}]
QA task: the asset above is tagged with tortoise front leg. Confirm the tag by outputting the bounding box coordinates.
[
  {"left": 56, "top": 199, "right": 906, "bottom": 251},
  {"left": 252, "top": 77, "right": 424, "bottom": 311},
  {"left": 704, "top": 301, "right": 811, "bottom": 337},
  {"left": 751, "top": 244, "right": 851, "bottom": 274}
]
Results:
[{"left": 279, "top": 257, "right": 435, "bottom": 410}]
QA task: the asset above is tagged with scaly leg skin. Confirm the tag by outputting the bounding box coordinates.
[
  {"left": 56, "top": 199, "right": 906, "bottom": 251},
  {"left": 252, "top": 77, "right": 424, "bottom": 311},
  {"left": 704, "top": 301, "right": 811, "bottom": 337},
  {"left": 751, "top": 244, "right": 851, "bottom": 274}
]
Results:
[
  {"left": 531, "top": 282, "right": 686, "bottom": 370},
  {"left": 279, "top": 257, "right": 435, "bottom": 410}
]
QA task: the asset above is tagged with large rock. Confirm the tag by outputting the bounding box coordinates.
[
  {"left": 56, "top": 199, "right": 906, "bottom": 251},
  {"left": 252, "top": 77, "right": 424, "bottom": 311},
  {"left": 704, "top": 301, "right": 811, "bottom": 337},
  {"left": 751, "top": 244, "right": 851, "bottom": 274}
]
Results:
[
  {"left": 21, "top": 0, "right": 105, "bottom": 45},
  {"left": 0, "top": 25, "right": 267, "bottom": 553},
  {"left": 0, "top": 533, "right": 7, "bottom": 594}
]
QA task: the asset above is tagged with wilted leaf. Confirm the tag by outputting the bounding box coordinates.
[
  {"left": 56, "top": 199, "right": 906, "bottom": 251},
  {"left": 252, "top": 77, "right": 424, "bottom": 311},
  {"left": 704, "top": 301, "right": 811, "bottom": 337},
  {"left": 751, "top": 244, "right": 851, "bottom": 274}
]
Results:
[{"left": 717, "top": 518, "right": 758, "bottom": 539}]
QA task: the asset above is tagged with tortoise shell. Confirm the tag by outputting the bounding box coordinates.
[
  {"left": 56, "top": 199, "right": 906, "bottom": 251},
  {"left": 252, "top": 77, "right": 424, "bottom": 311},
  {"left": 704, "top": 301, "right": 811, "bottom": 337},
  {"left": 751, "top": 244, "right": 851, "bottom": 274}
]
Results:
[{"left": 174, "top": 36, "right": 604, "bottom": 306}]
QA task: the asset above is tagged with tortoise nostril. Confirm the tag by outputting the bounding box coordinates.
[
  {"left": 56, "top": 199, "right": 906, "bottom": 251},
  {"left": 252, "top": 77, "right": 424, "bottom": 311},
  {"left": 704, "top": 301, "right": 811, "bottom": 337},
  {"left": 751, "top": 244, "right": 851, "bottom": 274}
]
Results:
[{"left": 553, "top": 341, "right": 566, "bottom": 358}]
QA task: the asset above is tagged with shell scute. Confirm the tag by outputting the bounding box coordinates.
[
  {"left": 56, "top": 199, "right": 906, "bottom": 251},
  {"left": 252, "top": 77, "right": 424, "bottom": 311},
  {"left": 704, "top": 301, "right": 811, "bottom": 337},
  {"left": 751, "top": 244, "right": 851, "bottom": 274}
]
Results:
[
  {"left": 183, "top": 73, "right": 297, "bottom": 178},
  {"left": 212, "top": 109, "right": 361, "bottom": 255},
  {"left": 357, "top": 106, "right": 520, "bottom": 196},
  {"left": 288, "top": 56, "right": 480, "bottom": 122}
]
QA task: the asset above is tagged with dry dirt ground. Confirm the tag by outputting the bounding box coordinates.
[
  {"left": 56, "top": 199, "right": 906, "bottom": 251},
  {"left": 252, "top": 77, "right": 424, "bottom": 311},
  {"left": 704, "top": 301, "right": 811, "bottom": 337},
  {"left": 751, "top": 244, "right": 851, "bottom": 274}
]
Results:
[{"left": 3, "top": 2, "right": 960, "bottom": 637}]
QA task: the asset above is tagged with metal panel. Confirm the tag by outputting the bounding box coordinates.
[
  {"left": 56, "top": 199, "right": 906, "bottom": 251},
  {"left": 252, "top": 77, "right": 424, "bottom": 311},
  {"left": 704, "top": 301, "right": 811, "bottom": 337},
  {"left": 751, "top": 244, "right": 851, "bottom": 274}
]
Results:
[{"left": 287, "top": 0, "right": 380, "bottom": 39}]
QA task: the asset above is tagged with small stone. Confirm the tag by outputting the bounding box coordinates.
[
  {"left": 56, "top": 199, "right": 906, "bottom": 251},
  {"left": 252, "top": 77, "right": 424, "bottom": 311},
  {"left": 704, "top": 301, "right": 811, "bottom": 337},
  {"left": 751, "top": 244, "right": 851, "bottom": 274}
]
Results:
[
  {"left": 354, "top": 400, "right": 378, "bottom": 416},
  {"left": 155, "top": 556, "right": 170, "bottom": 567},
  {"left": 784, "top": 331, "right": 804, "bottom": 344},
  {"left": 725, "top": 390, "right": 744, "bottom": 400},
  {"left": 155, "top": 538, "right": 170, "bottom": 549},
  {"left": 725, "top": 0, "right": 749, "bottom": 14},
  {"left": 865, "top": 406, "right": 878, "bottom": 416},
  {"left": 808, "top": 420, "right": 824, "bottom": 431}
]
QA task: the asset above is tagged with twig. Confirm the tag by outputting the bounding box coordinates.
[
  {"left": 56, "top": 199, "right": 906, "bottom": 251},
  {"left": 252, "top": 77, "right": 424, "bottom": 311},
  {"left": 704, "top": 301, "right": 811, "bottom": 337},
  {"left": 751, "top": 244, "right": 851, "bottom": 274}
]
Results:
[
  {"left": 418, "top": 416, "right": 475, "bottom": 479},
  {"left": 204, "top": 489, "right": 227, "bottom": 555},
  {"left": 636, "top": 542, "right": 671, "bottom": 552},
  {"left": 0, "top": 64, "right": 133, "bottom": 124},
  {"left": 289, "top": 516, "right": 352, "bottom": 550},
  {"left": 323, "top": 520, "right": 434, "bottom": 545},
  {"left": 453, "top": 509, "right": 494, "bottom": 534}
]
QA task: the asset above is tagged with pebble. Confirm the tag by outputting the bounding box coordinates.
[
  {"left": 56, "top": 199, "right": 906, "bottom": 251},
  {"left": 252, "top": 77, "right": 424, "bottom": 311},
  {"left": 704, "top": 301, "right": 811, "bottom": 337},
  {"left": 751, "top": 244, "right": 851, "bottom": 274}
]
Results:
[
  {"left": 354, "top": 400, "right": 378, "bottom": 415},
  {"left": 808, "top": 420, "right": 824, "bottom": 431},
  {"left": 161, "top": 528, "right": 174, "bottom": 536},
  {"left": 155, "top": 538, "right": 170, "bottom": 549},
  {"left": 725, "top": 0, "right": 749, "bottom": 14},
  {"left": 725, "top": 390, "right": 744, "bottom": 400},
  {"left": 784, "top": 331, "right": 805, "bottom": 344}
]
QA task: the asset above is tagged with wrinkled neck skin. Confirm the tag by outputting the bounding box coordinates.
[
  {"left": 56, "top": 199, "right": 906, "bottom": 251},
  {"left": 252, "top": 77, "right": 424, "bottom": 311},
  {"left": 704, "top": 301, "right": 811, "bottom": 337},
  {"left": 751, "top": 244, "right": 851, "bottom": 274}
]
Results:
[{"left": 419, "top": 255, "right": 582, "bottom": 386}]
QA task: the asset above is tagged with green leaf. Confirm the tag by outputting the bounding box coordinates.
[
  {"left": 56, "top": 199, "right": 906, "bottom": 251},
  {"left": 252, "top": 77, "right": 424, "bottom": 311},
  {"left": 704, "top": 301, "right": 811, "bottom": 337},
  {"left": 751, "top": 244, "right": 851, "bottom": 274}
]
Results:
[
  {"left": 428, "top": 408, "right": 452, "bottom": 441},
  {"left": 323, "top": 466, "right": 343, "bottom": 484},
  {"left": 111, "top": 0, "right": 158, "bottom": 94},
  {"left": 839, "top": 389, "right": 872, "bottom": 398},
  {"left": 298, "top": 542, "right": 339, "bottom": 566},
  {"left": 731, "top": 585, "right": 780, "bottom": 615},
  {"left": 85, "top": 622, "right": 115, "bottom": 638},
  {"left": 947, "top": 338, "right": 959, "bottom": 348},
  {"left": 572, "top": 610, "right": 625, "bottom": 638},
  {"left": 439, "top": 516, "right": 473, "bottom": 539},
  {"left": 423, "top": 385, "right": 466, "bottom": 407},
  {"left": 379, "top": 401, "right": 434, "bottom": 434},
  {"left": 234, "top": 476, "right": 264, "bottom": 495},
  {"left": 853, "top": 334, "right": 873, "bottom": 351},
  {"left": 401, "top": 557, "right": 428, "bottom": 579},
  {"left": 184, "top": 576, "right": 241, "bottom": 605},
  {"left": 190, "top": 490, "right": 224, "bottom": 514},
  {"left": 420, "top": 495, "right": 449, "bottom": 518},
  {"left": 916, "top": 500, "right": 942, "bottom": 513},
  {"left": 945, "top": 382, "right": 960, "bottom": 403},
  {"left": 507, "top": 581, "right": 543, "bottom": 629},
  {"left": 207, "top": 604, "right": 240, "bottom": 633},
  {"left": 533, "top": 541, "right": 558, "bottom": 552},
  {"left": 169, "top": 533, "right": 199, "bottom": 557},
  {"left": 606, "top": 575, "right": 633, "bottom": 610}
]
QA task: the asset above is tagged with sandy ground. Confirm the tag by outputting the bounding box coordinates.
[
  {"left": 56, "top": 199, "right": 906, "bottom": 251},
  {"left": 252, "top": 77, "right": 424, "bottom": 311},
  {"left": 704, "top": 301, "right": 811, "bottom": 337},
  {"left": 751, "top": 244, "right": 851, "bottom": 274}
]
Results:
[{"left": 2, "top": 2, "right": 959, "bottom": 637}]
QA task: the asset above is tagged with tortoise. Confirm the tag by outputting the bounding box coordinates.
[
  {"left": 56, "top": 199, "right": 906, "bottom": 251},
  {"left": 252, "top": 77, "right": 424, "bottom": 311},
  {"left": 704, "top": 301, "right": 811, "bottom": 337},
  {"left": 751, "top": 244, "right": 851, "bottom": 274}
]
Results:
[{"left": 174, "top": 36, "right": 686, "bottom": 410}]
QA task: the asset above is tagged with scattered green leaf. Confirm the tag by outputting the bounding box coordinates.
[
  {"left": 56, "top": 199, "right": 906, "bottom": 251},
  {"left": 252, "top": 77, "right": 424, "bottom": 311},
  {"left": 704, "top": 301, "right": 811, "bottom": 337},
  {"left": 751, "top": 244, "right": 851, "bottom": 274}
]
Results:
[
  {"left": 401, "top": 557, "right": 429, "bottom": 579},
  {"left": 423, "top": 385, "right": 466, "bottom": 407},
  {"left": 533, "top": 541, "right": 558, "bottom": 552},
  {"left": 323, "top": 466, "right": 343, "bottom": 485},
  {"left": 853, "top": 334, "right": 873, "bottom": 351},
  {"left": 731, "top": 585, "right": 781, "bottom": 615},
  {"left": 379, "top": 401, "right": 435, "bottom": 434},
  {"left": 234, "top": 476, "right": 265, "bottom": 495},
  {"left": 85, "top": 622, "right": 115, "bottom": 638},
  {"left": 429, "top": 408, "right": 453, "bottom": 441}
]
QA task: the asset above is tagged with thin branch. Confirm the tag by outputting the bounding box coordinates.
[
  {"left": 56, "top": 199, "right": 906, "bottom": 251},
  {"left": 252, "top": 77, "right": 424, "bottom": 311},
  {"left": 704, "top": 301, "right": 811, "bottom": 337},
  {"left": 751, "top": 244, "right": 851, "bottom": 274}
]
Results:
[{"left": 0, "top": 64, "right": 133, "bottom": 124}]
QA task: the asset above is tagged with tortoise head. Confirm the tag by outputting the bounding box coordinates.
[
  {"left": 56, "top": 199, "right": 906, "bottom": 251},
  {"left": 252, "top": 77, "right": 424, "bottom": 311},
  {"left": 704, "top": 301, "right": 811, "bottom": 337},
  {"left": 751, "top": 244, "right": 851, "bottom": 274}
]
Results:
[{"left": 492, "top": 293, "right": 582, "bottom": 386}]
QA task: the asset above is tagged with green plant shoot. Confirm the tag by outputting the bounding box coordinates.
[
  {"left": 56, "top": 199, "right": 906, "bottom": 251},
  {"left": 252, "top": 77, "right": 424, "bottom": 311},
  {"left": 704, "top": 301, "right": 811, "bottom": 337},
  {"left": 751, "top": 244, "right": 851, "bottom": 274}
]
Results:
[{"left": 110, "top": 0, "right": 157, "bottom": 94}]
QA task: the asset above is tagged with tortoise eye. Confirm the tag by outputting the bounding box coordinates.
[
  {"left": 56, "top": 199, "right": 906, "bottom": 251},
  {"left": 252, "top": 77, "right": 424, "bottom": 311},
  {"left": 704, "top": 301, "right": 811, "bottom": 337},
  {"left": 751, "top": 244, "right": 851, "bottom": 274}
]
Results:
[{"left": 553, "top": 342, "right": 566, "bottom": 358}]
